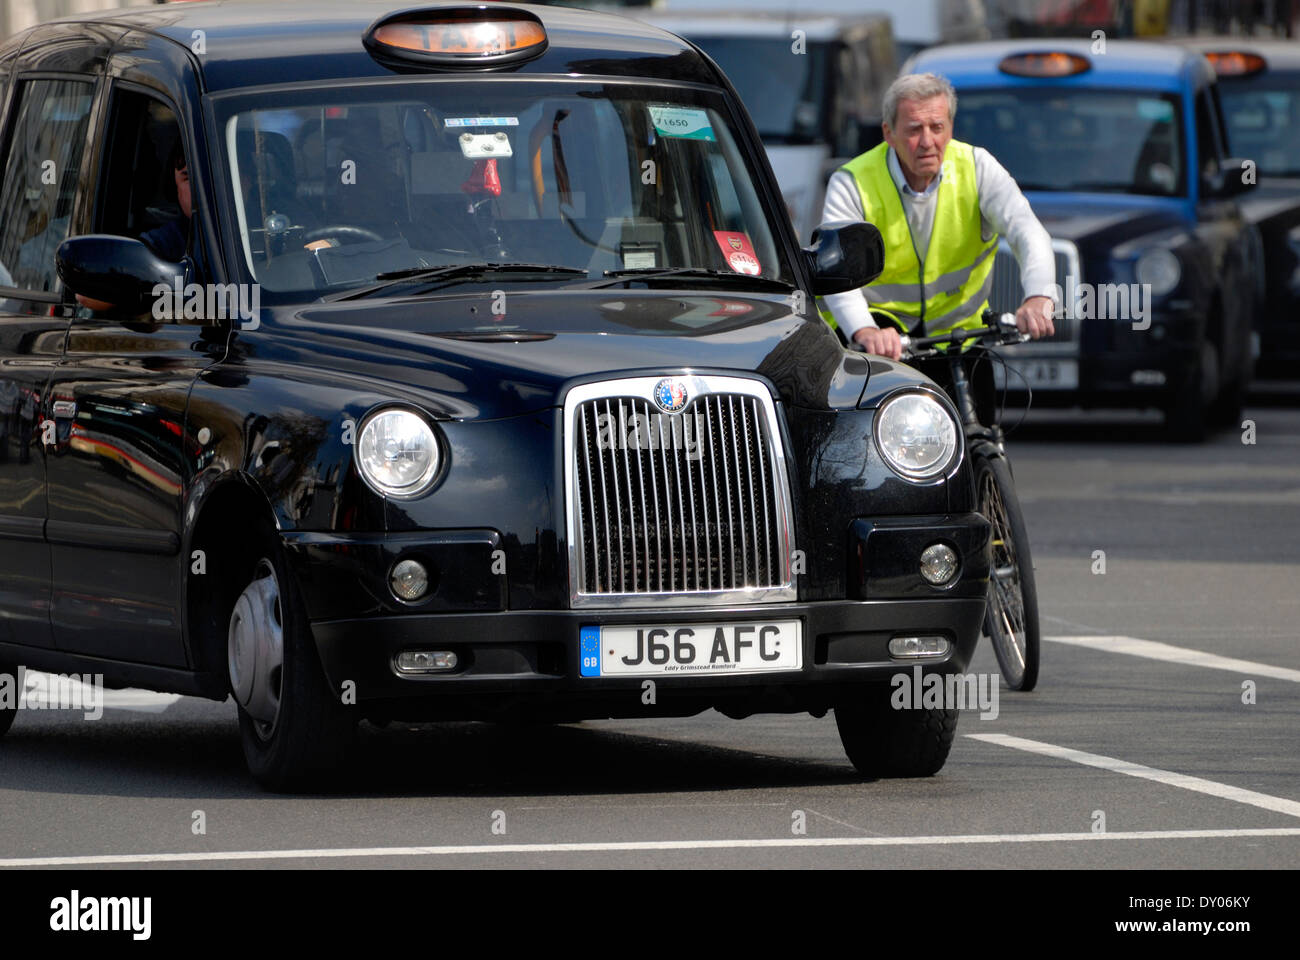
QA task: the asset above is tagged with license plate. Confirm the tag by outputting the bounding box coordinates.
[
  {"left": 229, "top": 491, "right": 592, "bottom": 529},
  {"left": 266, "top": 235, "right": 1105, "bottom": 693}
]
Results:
[
  {"left": 580, "top": 621, "right": 802, "bottom": 677},
  {"left": 994, "top": 358, "right": 1078, "bottom": 390}
]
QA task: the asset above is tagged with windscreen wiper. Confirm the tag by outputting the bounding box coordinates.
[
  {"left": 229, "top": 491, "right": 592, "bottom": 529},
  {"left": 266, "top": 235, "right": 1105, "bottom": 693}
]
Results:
[
  {"left": 590, "top": 266, "right": 795, "bottom": 290},
  {"left": 324, "top": 263, "right": 588, "bottom": 302}
]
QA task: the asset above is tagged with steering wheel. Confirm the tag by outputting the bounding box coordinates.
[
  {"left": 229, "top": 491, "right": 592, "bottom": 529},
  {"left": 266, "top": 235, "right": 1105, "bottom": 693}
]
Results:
[{"left": 303, "top": 224, "right": 385, "bottom": 245}]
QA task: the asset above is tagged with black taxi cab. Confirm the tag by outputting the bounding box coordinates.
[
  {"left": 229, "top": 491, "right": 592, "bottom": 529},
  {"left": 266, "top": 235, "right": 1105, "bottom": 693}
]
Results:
[
  {"left": 0, "top": 1, "right": 990, "bottom": 789},
  {"left": 1173, "top": 39, "right": 1300, "bottom": 380}
]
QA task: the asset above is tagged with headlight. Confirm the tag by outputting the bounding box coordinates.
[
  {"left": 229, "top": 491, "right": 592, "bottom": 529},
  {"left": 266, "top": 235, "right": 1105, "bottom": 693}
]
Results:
[
  {"left": 874, "top": 392, "right": 960, "bottom": 482},
  {"left": 356, "top": 408, "right": 441, "bottom": 498},
  {"left": 1135, "top": 248, "right": 1181, "bottom": 297}
]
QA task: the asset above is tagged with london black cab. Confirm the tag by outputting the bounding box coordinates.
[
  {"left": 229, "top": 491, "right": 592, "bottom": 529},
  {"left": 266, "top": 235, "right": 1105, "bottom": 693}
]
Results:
[{"left": 0, "top": 1, "right": 990, "bottom": 788}]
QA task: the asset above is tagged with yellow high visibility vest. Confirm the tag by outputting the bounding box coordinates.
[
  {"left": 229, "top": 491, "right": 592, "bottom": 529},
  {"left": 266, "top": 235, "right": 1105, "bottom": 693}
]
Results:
[{"left": 821, "top": 139, "right": 997, "bottom": 341}]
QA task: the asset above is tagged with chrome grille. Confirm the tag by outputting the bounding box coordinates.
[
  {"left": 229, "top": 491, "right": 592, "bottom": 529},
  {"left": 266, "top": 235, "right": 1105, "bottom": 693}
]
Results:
[
  {"left": 989, "top": 238, "right": 1082, "bottom": 348},
  {"left": 565, "top": 376, "right": 795, "bottom": 608}
]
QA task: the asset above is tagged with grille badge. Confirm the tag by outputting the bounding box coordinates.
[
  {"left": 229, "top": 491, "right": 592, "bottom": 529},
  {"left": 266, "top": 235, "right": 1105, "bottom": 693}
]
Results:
[{"left": 653, "top": 378, "right": 689, "bottom": 414}]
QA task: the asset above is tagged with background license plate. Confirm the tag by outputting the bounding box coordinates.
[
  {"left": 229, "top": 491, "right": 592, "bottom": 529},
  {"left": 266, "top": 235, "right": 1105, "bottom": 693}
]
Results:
[
  {"left": 995, "top": 358, "right": 1079, "bottom": 390},
  {"left": 581, "top": 621, "right": 802, "bottom": 677}
]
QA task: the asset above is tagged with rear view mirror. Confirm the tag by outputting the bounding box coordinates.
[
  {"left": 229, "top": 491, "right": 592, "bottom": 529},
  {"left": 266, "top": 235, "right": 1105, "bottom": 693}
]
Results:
[
  {"left": 56, "top": 235, "right": 183, "bottom": 314},
  {"left": 1207, "top": 159, "right": 1257, "bottom": 199},
  {"left": 803, "top": 220, "right": 884, "bottom": 296}
]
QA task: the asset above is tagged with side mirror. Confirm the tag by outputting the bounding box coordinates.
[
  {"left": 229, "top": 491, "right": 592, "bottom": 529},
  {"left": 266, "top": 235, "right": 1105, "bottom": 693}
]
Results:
[
  {"left": 1206, "top": 159, "right": 1256, "bottom": 199},
  {"left": 803, "top": 220, "right": 884, "bottom": 296},
  {"left": 56, "top": 235, "right": 182, "bottom": 313}
]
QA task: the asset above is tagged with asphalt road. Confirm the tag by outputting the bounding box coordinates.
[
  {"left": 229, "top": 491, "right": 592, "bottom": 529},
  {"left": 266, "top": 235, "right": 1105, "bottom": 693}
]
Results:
[{"left": 1, "top": 401, "right": 1297, "bottom": 872}]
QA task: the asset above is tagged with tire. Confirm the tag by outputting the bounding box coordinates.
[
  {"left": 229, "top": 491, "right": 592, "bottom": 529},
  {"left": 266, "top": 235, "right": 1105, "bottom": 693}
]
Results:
[
  {"left": 1164, "top": 340, "right": 1218, "bottom": 443},
  {"left": 0, "top": 661, "right": 17, "bottom": 739},
  {"left": 835, "top": 689, "right": 958, "bottom": 777},
  {"left": 975, "top": 453, "right": 1041, "bottom": 692},
  {"left": 229, "top": 528, "right": 357, "bottom": 791}
]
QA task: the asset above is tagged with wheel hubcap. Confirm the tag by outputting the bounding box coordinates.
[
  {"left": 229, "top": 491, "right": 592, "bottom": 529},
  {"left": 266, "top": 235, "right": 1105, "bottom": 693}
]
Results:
[{"left": 228, "top": 559, "right": 284, "bottom": 739}]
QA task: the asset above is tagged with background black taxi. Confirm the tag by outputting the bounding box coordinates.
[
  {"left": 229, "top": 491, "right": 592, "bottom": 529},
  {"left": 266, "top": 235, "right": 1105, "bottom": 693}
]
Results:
[{"left": 0, "top": 1, "right": 990, "bottom": 789}]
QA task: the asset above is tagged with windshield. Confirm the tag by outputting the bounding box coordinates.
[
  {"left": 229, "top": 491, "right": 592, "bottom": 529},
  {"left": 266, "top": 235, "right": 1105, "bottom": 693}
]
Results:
[
  {"left": 1217, "top": 72, "right": 1300, "bottom": 176},
  {"left": 683, "top": 38, "right": 828, "bottom": 143},
  {"left": 214, "top": 80, "right": 792, "bottom": 298},
  {"left": 954, "top": 88, "right": 1186, "bottom": 197}
]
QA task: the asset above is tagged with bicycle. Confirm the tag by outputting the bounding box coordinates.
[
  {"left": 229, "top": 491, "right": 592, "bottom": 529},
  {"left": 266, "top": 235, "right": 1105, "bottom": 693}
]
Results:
[{"left": 894, "top": 310, "right": 1042, "bottom": 692}]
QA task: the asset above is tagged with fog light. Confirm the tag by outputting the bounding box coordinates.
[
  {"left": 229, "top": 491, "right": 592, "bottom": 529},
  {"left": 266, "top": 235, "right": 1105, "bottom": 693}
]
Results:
[
  {"left": 889, "top": 636, "right": 951, "bottom": 658},
  {"left": 919, "top": 543, "right": 959, "bottom": 585},
  {"left": 395, "top": 650, "right": 458, "bottom": 673},
  {"left": 390, "top": 558, "right": 429, "bottom": 601}
]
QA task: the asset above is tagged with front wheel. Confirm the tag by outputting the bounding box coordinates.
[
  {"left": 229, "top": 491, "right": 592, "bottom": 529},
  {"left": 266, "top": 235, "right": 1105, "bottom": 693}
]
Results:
[
  {"left": 835, "top": 690, "right": 959, "bottom": 777},
  {"left": 976, "top": 453, "right": 1041, "bottom": 691},
  {"left": 229, "top": 529, "right": 357, "bottom": 791}
]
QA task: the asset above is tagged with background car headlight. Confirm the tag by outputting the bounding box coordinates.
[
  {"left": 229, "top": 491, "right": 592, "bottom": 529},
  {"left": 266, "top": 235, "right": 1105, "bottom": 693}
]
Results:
[
  {"left": 874, "top": 392, "right": 959, "bottom": 481},
  {"left": 356, "top": 408, "right": 441, "bottom": 498},
  {"left": 1135, "top": 248, "right": 1181, "bottom": 297}
]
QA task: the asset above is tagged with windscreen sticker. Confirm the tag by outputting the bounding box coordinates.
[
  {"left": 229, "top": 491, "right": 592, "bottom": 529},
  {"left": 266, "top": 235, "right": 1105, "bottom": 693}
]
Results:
[
  {"left": 1136, "top": 99, "right": 1173, "bottom": 122},
  {"left": 445, "top": 116, "right": 519, "bottom": 127},
  {"left": 648, "top": 105, "right": 716, "bottom": 141},
  {"left": 712, "top": 231, "right": 762, "bottom": 276}
]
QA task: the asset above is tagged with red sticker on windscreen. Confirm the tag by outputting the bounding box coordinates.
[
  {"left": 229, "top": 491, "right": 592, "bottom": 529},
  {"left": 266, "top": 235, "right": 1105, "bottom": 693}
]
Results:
[{"left": 712, "top": 231, "right": 761, "bottom": 276}]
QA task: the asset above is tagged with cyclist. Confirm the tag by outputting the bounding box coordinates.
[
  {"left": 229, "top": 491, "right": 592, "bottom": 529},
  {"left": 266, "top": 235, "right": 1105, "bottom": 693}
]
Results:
[{"left": 820, "top": 73, "right": 1057, "bottom": 423}]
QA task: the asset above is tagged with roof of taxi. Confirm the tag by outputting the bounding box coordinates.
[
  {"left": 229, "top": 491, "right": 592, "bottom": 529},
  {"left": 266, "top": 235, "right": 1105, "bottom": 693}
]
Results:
[
  {"left": 1170, "top": 36, "right": 1300, "bottom": 71},
  {"left": 908, "top": 38, "right": 1212, "bottom": 92},
  {"left": 25, "top": 0, "right": 714, "bottom": 92}
]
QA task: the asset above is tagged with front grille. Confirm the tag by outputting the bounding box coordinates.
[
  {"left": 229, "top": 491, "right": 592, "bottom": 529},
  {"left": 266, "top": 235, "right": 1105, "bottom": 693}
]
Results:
[
  {"left": 565, "top": 376, "right": 794, "bottom": 607},
  {"left": 989, "top": 238, "right": 1081, "bottom": 346}
]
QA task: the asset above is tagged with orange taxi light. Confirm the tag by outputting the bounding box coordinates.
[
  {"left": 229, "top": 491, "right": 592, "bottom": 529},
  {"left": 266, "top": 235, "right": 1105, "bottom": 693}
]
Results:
[
  {"left": 998, "top": 52, "right": 1091, "bottom": 78},
  {"left": 365, "top": 8, "right": 548, "bottom": 66},
  {"left": 1204, "top": 52, "right": 1267, "bottom": 77}
]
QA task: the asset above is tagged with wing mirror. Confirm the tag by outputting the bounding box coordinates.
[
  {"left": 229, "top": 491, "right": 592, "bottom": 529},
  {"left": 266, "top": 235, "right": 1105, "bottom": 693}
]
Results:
[
  {"left": 56, "top": 235, "right": 184, "bottom": 314},
  {"left": 1207, "top": 159, "right": 1257, "bottom": 199},
  {"left": 803, "top": 220, "right": 884, "bottom": 296}
]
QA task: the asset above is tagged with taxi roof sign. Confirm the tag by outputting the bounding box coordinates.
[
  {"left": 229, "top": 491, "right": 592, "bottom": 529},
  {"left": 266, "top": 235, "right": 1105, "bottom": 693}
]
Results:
[
  {"left": 1203, "top": 52, "right": 1267, "bottom": 77},
  {"left": 364, "top": 6, "right": 548, "bottom": 68},
  {"left": 998, "top": 52, "right": 1091, "bottom": 78}
]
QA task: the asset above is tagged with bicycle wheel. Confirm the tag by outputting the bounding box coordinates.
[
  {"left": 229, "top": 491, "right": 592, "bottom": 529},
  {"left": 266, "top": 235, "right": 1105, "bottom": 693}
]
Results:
[{"left": 975, "top": 453, "right": 1041, "bottom": 691}]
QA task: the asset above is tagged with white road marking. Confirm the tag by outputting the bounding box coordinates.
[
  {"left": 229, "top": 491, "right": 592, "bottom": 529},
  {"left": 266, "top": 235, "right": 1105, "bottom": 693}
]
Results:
[
  {"left": 4, "top": 827, "right": 1299, "bottom": 867},
  {"left": 969, "top": 733, "right": 1300, "bottom": 819},
  {"left": 1045, "top": 635, "right": 1300, "bottom": 683}
]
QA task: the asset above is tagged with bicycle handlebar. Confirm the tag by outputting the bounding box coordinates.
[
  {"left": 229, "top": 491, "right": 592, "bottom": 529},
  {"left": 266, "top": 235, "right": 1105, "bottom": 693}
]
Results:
[{"left": 897, "top": 311, "right": 1027, "bottom": 359}]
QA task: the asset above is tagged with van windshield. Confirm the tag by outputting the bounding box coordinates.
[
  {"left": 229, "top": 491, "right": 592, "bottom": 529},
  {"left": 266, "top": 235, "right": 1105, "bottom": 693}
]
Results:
[{"left": 213, "top": 80, "right": 792, "bottom": 297}]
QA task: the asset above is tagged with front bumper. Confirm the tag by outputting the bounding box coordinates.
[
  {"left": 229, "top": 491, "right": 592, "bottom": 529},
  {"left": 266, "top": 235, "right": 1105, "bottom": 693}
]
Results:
[
  {"left": 312, "top": 597, "right": 988, "bottom": 719},
  {"left": 295, "top": 512, "right": 991, "bottom": 720}
]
